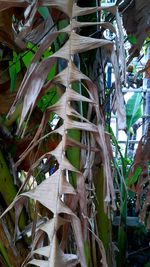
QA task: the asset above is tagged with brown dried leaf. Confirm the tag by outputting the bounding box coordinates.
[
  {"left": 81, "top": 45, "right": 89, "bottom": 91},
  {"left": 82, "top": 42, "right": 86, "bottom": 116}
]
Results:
[
  {"left": 72, "top": 19, "right": 116, "bottom": 33},
  {"left": 9, "top": 26, "right": 112, "bottom": 134},
  {"left": 53, "top": 61, "right": 91, "bottom": 88},
  {"left": 34, "top": 244, "right": 78, "bottom": 264},
  {"left": 111, "top": 49, "right": 126, "bottom": 130},
  {"left": 28, "top": 259, "right": 48, "bottom": 267},
  {"left": 53, "top": 32, "right": 113, "bottom": 59},
  {"left": 0, "top": 1, "right": 26, "bottom": 12},
  {"left": 88, "top": 229, "right": 108, "bottom": 267},
  {"left": 72, "top": 4, "right": 116, "bottom": 17},
  {"left": 8, "top": 31, "right": 59, "bottom": 119},
  {"left": 29, "top": 235, "right": 78, "bottom": 266},
  {"left": 17, "top": 58, "right": 56, "bottom": 134},
  {"left": 39, "top": 216, "right": 66, "bottom": 241},
  {"left": 71, "top": 216, "right": 87, "bottom": 267},
  {"left": 96, "top": 124, "right": 116, "bottom": 211},
  {"left": 22, "top": 170, "right": 75, "bottom": 215},
  {"left": 48, "top": 141, "right": 79, "bottom": 172},
  {"left": 76, "top": 173, "right": 88, "bottom": 240},
  {"left": 41, "top": 0, "right": 74, "bottom": 17},
  {"left": 116, "top": 10, "right": 126, "bottom": 83},
  {"left": 67, "top": 136, "right": 100, "bottom": 152},
  {"left": 65, "top": 117, "right": 98, "bottom": 132}
]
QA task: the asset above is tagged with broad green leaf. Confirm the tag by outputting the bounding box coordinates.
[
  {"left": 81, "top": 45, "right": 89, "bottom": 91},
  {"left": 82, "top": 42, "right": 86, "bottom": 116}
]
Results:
[{"left": 126, "top": 93, "right": 142, "bottom": 130}]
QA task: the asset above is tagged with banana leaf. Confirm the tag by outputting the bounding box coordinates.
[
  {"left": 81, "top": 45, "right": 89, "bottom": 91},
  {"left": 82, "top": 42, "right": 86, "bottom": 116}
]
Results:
[{"left": 126, "top": 92, "right": 142, "bottom": 130}]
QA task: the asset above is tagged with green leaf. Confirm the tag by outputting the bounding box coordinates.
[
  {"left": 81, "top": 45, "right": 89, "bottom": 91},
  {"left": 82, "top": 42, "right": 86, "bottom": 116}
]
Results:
[
  {"left": 9, "top": 62, "right": 17, "bottom": 92},
  {"left": 0, "top": 241, "right": 11, "bottom": 267},
  {"left": 127, "top": 166, "right": 142, "bottom": 186},
  {"left": 126, "top": 93, "right": 142, "bottom": 130},
  {"left": 37, "top": 87, "right": 59, "bottom": 112},
  {"left": 127, "top": 35, "right": 138, "bottom": 45},
  {"left": 84, "top": 241, "right": 92, "bottom": 267},
  {"left": 22, "top": 43, "right": 37, "bottom": 68},
  {"left": 38, "top": 7, "right": 49, "bottom": 20},
  {"left": 42, "top": 48, "right": 52, "bottom": 59},
  {"left": 9, "top": 52, "right": 21, "bottom": 92}
]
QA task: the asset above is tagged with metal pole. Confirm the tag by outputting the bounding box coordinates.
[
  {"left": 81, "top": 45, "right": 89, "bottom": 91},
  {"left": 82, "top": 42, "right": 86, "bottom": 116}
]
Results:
[
  {"left": 142, "top": 44, "right": 150, "bottom": 133},
  {"left": 145, "top": 45, "right": 150, "bottom": 127},
  {"left": 107, "top": 0, "right": 115, "bottom": 3}
]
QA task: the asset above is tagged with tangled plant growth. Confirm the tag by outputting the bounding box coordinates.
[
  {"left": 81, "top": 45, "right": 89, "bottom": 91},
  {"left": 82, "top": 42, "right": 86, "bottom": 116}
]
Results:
[{"left": 0, "top": 1, "right": 128, "bottom": 267}]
